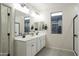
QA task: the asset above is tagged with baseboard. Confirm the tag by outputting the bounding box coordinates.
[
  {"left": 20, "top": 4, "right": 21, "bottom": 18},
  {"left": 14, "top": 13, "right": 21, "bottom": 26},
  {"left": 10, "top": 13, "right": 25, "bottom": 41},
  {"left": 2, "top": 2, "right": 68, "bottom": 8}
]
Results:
[
  {"left": 46, "top": 46, "right": 73, "bottom": 52},
  {"left": 0, "top": 53, "right": 8, "bottom": 56},
  {"left": 73, "top": 51, "right": 76, "bottom": 56}
]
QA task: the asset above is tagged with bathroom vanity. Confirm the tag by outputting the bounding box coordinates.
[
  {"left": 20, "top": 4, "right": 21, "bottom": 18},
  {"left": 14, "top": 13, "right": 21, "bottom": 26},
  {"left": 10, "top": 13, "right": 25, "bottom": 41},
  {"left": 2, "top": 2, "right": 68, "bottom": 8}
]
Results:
[{"left": 14, "top": 32, "right": 46, "bottom": 56}]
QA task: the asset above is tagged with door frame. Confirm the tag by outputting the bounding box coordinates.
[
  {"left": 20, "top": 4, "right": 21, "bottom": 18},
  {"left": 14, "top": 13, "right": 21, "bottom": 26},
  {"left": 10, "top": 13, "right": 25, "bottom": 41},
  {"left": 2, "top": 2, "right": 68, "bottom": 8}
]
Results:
[{"left": 73, "top": 14, "right": 78, "bottom": 56}]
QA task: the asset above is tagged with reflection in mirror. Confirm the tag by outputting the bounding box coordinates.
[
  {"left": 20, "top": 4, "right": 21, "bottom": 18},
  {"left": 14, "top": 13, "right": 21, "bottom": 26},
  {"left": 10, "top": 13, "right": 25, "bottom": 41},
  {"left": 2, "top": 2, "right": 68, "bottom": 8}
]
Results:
[
  {"left": 39, "top": 22, "right": 44, "bottom": 31},
  {"left": 24, "top": 16, "right": 30, "bottom": 33},
  {"left": 34, "top": 22, "right": 38, "bottom": 31},
  {"left": 14, "top": 9, "right": 30, "bottom": 36},
  {"left": 33, "top": 22, "right": 45, "bottom": 31},
  {"left": 14, "top": 23, "right": 20, "bottom": 36}
]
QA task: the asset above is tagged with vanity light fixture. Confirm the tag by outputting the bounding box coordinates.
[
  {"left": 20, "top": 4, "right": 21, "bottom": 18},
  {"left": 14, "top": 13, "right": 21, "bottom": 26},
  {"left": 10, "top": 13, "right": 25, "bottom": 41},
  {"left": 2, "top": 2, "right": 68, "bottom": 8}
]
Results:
[
  {"left": 51, "top": 12, "right": 62, "bottom": 16},
  {"left": 13, "top": 3, "right": 29, "bottom": 14},
  {"left": 25, "top": 17, "right": 30, "bottom": 20}
]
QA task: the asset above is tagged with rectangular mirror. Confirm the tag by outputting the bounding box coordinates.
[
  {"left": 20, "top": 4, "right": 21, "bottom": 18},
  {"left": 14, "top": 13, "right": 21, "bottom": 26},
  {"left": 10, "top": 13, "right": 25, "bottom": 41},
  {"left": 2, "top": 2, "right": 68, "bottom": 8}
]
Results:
[{"left": 14, "top": 9, "right": 30, "bottom": 36}]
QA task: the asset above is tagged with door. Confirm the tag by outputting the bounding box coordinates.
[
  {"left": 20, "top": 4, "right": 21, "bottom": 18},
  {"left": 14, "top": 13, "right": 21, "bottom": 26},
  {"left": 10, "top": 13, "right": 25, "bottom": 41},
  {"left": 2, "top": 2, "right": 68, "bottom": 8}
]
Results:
[
  {"left": 1, "top": 5, "right": 11, "bottom": 56},
  {"left": 73, "top": 15, "right": 79, "bottom": 55}
]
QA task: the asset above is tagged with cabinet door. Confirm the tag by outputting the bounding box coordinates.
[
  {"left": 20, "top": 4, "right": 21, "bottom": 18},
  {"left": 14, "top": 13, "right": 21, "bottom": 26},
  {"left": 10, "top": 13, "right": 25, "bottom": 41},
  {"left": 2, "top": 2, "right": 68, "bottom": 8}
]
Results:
[
  {"left": 26, "top": 41, "right": 31, "bottom": 56},
  {"left": 14, "top": 41, "right": 26, "bottom": 56},
  {"left": 40, "top": 37, "right": 42, "bottom": 49},
  {"left": 31, "top": 42, "right": 36, "bottom": 56},
  {"left": 36, "top": 37, "right": 40, "bottom": 53},
  {"left": 38, "top": 37, "right": 41, "bottom": 51},
  {"left": 31, "top": 39, "right": 36, "bottom": 56},
  {"left": 42, "top": 35, "right": 45, "bottom": 47},
  {"left": 40, "top": 35, "right": 45, "bottom": 49},
  {"left": 40, "top": 36, "right": 44, "bottom": 49}
]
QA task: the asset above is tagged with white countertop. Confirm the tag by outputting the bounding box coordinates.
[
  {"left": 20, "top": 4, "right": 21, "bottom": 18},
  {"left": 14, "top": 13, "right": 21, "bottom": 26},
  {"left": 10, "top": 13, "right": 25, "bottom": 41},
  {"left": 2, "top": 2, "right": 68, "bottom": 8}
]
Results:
[{"left": 14, "top": 32, "right": 45, "bottom": 42}]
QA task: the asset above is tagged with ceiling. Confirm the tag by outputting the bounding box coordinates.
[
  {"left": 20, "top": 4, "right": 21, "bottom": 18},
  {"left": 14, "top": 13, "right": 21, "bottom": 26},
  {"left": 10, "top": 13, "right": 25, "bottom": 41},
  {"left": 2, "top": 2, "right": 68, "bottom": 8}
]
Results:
[{"left": 29, "top": 3, "right": 78, "bottom": 12}]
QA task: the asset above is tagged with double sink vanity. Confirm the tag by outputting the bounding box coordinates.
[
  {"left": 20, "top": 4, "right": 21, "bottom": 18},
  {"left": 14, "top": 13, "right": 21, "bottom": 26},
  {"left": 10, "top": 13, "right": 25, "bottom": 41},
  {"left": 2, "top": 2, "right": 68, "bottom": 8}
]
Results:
[
  {"left": 14, "top": 9, "right": 47, "bottom": 56},
  {"left": 14, "top": 32, "right": 46, "bottom": 56}
]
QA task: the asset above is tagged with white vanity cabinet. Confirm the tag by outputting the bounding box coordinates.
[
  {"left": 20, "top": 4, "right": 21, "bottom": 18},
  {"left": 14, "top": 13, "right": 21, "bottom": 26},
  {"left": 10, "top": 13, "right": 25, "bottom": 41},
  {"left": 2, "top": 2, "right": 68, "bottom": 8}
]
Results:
[{"left": 14, "top": 34, "right": 45, "bottom": 56}]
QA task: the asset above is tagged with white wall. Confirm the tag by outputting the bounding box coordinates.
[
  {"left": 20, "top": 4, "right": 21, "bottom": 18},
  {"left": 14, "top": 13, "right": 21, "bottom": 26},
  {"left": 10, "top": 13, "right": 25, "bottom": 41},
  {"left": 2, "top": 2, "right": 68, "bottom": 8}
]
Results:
[{"left": 42, "top": 4, "right": 78, "bottom": 51}]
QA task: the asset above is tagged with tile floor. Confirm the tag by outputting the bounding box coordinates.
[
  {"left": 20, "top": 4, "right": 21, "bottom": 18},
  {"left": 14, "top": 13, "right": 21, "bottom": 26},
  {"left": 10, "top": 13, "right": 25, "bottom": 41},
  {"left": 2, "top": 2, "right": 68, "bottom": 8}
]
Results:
[{"left": 36, "top": 47, "right": 75, "bottom": 56}]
